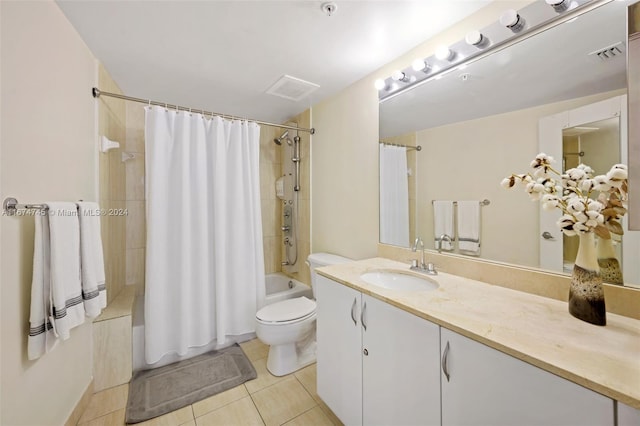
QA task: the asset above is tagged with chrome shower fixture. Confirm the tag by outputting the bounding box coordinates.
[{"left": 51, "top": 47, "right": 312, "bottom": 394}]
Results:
[{"left": 274, "top": 130, "right": 293, "bottom": 146}]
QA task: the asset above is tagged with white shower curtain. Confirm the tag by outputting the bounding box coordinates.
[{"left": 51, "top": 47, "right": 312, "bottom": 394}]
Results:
[
  {"left": 379, "top": 144, "right": 410, "bottom": 247},
  {"left": 144, "top": 106, "right": 265, "bottom": 364}
]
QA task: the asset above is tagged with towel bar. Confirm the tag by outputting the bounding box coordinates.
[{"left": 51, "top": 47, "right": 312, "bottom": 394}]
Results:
[
  {"left": 431, "top": 199, "right": 490, "bottom": 206},
  {"left": 3, "top": 197, "right": 49, "bottom": 216}
]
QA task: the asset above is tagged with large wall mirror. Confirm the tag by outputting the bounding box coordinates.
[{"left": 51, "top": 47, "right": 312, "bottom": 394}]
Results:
[{"left": 379, "top": 0, "right": 640, "bottom": 288}]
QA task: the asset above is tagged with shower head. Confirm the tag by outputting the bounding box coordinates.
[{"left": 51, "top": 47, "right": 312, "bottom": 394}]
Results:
[{"left": 274, "top": 130, "right": 292, "bottom": 146}]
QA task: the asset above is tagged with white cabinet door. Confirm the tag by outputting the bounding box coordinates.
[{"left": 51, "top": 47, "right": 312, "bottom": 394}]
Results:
[
  {"left": 362, "top": 295, "right": 441, "bottom": 426},
  {"left": 618, "top": 401, "right": 640, "bottom": 426},
  {"left": 315, "top": 275, "right": 363, "bottom": 426},
  {"left": 441, "top": 328, "right": 614, "bottom": 426}
]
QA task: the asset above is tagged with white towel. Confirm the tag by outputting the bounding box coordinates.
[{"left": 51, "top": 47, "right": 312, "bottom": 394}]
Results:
[
  {"left": 433, "top": 201, "right": 454, "bottom": 251},
  {"left": 28, "top": 213, "right": 58, "bottom": 360},
  {"left": 45, "top": 202, "right": 86, "bottom": 340},
  {"left": 457, "top": 200, "right": 481, "bottom": 255},
  {"left": 77, "top": 202, "right": 107, "bottom": 317}
]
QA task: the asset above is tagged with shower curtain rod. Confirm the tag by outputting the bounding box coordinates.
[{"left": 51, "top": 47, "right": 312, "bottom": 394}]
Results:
[
  {"left": 91, "top": 88, "right": 315, "bottom": 135},
  {"left": 379, "top": 141, "right": 422, "bottom": 152}
]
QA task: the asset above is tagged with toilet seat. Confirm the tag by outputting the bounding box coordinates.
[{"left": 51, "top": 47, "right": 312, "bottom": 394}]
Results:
[{"left": 256, "top": 296, "right": 316, "bottom": 324}]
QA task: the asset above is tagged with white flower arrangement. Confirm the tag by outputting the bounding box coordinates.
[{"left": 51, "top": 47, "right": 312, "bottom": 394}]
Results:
[{"left": 501, "top": 153, "right": 628, "bottom": 238}]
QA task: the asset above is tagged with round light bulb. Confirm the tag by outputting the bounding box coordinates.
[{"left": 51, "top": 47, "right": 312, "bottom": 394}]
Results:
[
  {"left": 465, "top": 30, "right": 483, "bottom": 46},
  {"left": 500, "top": 9, "right": 525, "bottom": 32},
  {"left": 411, "top": 59, "right": 430, "bottom": 73},
  {"left": 391, "top": 70, "right": 406, "bottom": 81},
  {"left": 435, "top": 45, "right": 453, "bottom": 61},
  {"left": 374, "top": 79, "right": 386, "bottom": 90},
  {"left": 546, "top": 0, "right": 569, "bottom": 13}
]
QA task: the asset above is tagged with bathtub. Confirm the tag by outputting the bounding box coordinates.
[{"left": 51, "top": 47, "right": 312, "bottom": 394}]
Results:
[
  {"left": 132, "top": 272, "right": 312, "bottom": 371},
  {"left": 265, "top": 272, "right": 313, "bottom": 305}
]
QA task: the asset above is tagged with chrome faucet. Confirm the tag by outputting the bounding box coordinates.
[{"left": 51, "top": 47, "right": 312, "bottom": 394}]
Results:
[
  {"left": 437, "top": 234, "right": 453, "bottom": 253},
  {"left": 411, "top": 237, "right": 426, "bottom": 270},
  {"left": 411, "top": 236, "right": 438, "bottom": 275}
]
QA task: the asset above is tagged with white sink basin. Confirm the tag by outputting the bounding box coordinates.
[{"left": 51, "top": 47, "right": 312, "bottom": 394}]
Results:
[{"left": 360, "top": 270, "right": 439, "bottom": 291}]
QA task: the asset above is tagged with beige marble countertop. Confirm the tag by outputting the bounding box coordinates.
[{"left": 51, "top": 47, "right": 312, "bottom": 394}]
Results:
[{"left": 317, "top": 257, "right": 640, "bottom": 409}]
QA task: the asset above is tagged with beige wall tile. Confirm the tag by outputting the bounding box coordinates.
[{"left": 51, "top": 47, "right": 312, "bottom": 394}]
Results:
[
  {"left": 125, "top": 154, "right": 145, "bottom": 201},
  {"left": 263, "top": 237, "right": 281, "bottom": 275},
  {"left": 250, "top": 377, "right": 316, "bottom": 426},
  {"left": 126, "top": 200, "right": 146, "bottom": 249},
  {"left": 261, "top": 199, "right": 279, "bottom": 238},
  {"left": 93, "top": 316, "right": 132, "bottom": 392},
  {"left": 108, "top": 142, "right": 126, "bottom": 202},
  {"left": 126, "top": 248, "right": 145, "bottom": 286},
  {"left": 192, "top": 385, "right": 248, "bottom": 418},
  {"left": 78, "top": 384, "right": 129, "bottom": 423}
]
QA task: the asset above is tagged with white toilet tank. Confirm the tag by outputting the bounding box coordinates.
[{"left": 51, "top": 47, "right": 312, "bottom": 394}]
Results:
[{"left": 307, "top": 252, "right": 352, "bottom": 295}]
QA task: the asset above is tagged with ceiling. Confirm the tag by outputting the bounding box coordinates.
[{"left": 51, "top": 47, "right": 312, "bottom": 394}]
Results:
[{"left": 56, "top": 0, "right": 491, "bottom": 125}]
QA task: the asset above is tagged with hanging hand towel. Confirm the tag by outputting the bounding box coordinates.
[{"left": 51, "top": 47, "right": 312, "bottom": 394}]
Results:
[
  {"left": 433, "top": 201, "right": 454, "bottom": 251},
  {"left": 28, "top": 213, "right": 58, "bottom": 360},
  {"left": 457, "top": 200, "right": 481, "bottom": 255},
  {"left": 77, "top": 202, "right": 107, "bottom": 318},
  {"left": 46, "top": 202, "right": 85, "bottom": 340}
]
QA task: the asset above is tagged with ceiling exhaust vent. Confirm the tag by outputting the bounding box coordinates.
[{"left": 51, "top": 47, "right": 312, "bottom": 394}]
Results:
[
  {"left": 266, "top": 75, "right": 320, "bottom": 101},
  {"left": 588, "top": 41, "right": 625, "bottom": 61}
]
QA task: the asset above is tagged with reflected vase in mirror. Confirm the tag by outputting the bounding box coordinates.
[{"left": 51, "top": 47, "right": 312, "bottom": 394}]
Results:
[
  {"left": 570, "top": 232, "right": 606, "bottom": 326},
  {"left": 597, "top": 236, "right": 624, "bottom": 285}
]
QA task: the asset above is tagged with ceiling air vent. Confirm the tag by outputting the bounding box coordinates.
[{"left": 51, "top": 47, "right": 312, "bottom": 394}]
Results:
[
  {"left": 588, "top": 41, "right": 626, "bottom": 61},
  {"left": 266, "top": 75, "right": 320, "bottom": 101}
]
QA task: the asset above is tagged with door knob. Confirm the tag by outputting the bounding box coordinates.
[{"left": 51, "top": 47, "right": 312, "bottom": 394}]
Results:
[{"left": 542, "top": 231, "right": 555, "bottom": 240}]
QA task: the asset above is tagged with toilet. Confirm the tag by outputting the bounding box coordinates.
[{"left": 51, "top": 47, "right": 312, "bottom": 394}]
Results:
[{"left": 255, "top": 252, "right": 352, "bottom": 376}]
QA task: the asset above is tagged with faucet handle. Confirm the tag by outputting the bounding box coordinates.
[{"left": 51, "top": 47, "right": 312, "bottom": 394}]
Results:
[
  {"left": 410, "top": 259, "right": 419, "bottom": 269},
  {"left": 425, "top": 263, "right": 438, "bottom": 275}
]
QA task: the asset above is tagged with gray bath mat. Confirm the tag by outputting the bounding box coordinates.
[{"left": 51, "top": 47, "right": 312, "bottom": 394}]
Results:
[{"left": 125, "top": 343, "right": 257, "bottom": 424}]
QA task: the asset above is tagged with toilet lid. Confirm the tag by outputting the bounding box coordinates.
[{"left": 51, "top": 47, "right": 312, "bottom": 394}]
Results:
[{"left": 256, "top": 296, "right": 316, "bottom": 323}]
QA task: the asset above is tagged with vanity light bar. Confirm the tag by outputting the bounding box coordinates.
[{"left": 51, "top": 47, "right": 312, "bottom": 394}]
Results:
[{"left": 377, "top": 0, "right": 602, "bottom": 102}]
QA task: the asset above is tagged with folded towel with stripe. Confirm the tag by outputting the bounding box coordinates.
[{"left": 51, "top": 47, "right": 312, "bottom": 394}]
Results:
[
  {"left": 28, "top": 202, "right": 107, "bottom": 360},
  {"left": 457, "top": 200, "right": 481, "bottom": 255}
]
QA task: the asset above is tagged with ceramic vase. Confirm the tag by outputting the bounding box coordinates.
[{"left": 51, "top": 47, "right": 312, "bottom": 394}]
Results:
[
  {"left": 596, "top": 236, "right": 623, "bottom": 286},
  {"left": 569, "top": 232, "right": 606, "bottom": 326}
]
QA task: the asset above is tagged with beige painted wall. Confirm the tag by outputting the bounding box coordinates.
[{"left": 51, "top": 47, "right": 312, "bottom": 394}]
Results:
[
  {"left": 311, "top": 0, "right": 534, "bottom": 260},
  {"left": 1, "top": 1, "right": 97, "bottom": 424},
  {"left": 417, "top": 90, "right": 625, "bottom": 268}
]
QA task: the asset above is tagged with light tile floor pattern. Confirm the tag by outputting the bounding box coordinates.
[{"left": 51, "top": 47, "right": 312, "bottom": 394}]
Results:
[{"left": 77, "top": 339, "right": 343, "bottom": 426}]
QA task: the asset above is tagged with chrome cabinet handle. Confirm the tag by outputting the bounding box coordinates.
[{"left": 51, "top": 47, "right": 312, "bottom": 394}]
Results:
[
  {"left": 350, "top": 298, "right": 357, "bottom": 326},
  {"left": 542, "top": 231, "right": 555, "bottom": 240},
  {"left": 361, "top": 301, "right": 367, "bottom": 331},
  {"left": 363, "top": 348, "right": 368, "bottom": 356},
  {"left": 442, "top": 341, "right": 450, "bottom": 382}
]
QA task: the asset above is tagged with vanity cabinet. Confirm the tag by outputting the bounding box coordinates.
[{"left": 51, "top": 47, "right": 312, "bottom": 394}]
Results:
[
  {"left": 316, "top": 275, "right": 441, "bottom": 426},
  {"left": 440, "top": 328, "right": 614, "bottom": 426}
]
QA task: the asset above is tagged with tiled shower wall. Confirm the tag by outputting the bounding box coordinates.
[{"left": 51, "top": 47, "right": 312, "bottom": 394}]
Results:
[
  {"left": 97, "top": 64, "right": 127, "bottom": 303},
  {"left": 125, "top": 104, "right": 146, "bottom": 295}
]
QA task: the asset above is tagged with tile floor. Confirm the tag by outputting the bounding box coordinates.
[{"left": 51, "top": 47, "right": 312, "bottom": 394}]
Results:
[{"left": 76, "top": 339, "right": 343, "bottom": 426}]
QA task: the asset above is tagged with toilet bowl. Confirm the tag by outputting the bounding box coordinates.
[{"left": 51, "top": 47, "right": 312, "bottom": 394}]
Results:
[{"left": 255, "top": 252, "right": 352, "bottom": 376}]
